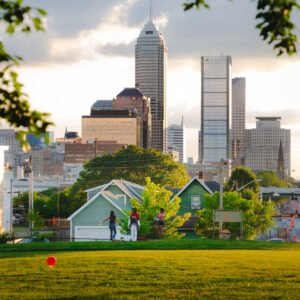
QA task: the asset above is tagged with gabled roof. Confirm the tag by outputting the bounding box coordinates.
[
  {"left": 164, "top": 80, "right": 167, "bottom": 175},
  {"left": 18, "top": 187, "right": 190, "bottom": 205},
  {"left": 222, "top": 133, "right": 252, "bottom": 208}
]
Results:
[
  {"left": 174, "top": 176, "right": 213, "bottom": 198},
  {"left": 69, "top": 179, "right": 145, "bottom": 220},
  {"left": 85, "top": 179, "right": 144, "bottom": 200},
  {"left": 68, "top": 190, "right": 126, "bottom": 221}
]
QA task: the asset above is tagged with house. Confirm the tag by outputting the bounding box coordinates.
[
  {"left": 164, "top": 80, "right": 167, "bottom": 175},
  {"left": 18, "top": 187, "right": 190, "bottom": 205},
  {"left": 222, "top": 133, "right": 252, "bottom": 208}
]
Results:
[
  {"left": 172, "top": 176, "right": 214, "bottom": 235},
  {"left": 68, "top": 179, "right": 144, "bottom": 241}
]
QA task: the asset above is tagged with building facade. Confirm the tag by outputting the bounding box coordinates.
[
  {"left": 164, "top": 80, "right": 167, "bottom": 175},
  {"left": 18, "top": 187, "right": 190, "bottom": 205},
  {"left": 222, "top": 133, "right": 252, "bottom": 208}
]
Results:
[
  {"left": 232, "top": 77, "right": 246, "bottom": 160},
  {"left": 200, "top": 56, "right": 232, "bottom": 163},
  {"left": 167, "top": 117, "right": 185, "bottom": 163},
  {"left": 82, "top": 110, "right": 141, "bottom": 147},
  {"left": 113, "top": 88, "right": 151, "bottom": 149},
  {"left": 245, "top": 117, "right": 291, "bottom": 177},
  {"left": 135, "top": 17, "right": 167, "bottom": 153}
]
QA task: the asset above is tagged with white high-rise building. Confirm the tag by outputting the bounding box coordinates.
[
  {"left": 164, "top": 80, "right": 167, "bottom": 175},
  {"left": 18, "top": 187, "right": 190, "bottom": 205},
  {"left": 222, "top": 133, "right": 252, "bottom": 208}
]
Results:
[
  {"left": 232, "top": 77, "right": 246, "bottom": 160},
  {"left": 200, "top": 56, "right": 232, "bottom": 163},
  {"left": 167, "top": 117, "right": 185, "bottom": 163},
  {"left": 245, "top": 117, "right": 291, "bottom": 176},
  {"left": 135, "top": 14, "right": 167, "bottom": 153}
]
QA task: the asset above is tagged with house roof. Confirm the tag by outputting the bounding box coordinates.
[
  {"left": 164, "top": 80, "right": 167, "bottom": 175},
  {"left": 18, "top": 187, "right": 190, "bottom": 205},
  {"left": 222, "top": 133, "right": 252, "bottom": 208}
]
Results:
[
  {"left": 68, "top": 179, "right": 146, "bottom": 220},
  {"left": 205, "top": 181, "right": 220, "bottom": 193},
  {"left": 68, "top": 189, "right": 126, "bottom": 221},
  {"left": 85, "top": 179, "right": 144, "bottom": 200},
  {"left": 174, "top": 176, "right": 214, "bottom": 198}
]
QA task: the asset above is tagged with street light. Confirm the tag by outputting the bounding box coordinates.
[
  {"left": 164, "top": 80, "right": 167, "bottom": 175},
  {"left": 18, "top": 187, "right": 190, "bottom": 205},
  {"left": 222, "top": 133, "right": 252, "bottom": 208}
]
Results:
[
  {"left": 237, "top": 179, "right": 262, "bottom": 192},
  {"left": 218, "top": 146, "right": 268, "bottom": 231}
]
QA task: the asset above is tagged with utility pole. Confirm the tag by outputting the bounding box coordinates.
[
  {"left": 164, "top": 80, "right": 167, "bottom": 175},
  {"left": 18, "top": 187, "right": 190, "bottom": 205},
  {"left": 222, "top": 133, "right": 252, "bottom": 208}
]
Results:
[
  {"left": 219, "top": 159, "right": 224, "bottom": 232},
  {"left": 10, "top": 179, "right": 13, "bottom": 235},
  {"left": 26, "top": 157, "right": 34, "bottom": 236}
]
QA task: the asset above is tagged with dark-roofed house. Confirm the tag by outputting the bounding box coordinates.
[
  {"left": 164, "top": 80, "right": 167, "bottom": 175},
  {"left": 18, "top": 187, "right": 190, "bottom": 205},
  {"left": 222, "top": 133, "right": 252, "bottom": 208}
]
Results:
[{"left": 113, "top": 88, "right": 151, "bottom": 148}]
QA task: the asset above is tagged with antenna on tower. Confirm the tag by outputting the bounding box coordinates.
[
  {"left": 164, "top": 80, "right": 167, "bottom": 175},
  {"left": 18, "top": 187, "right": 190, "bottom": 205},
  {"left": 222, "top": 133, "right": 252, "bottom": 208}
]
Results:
[{"left": 149, "top": 0, "right": 153, "bottom": 21}]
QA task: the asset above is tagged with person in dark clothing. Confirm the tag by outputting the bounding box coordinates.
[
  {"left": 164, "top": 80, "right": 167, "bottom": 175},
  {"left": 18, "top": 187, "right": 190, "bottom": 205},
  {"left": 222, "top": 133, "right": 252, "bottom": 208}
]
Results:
[{"left": 104, "top": 210, "right": 118, "bottom": 240}]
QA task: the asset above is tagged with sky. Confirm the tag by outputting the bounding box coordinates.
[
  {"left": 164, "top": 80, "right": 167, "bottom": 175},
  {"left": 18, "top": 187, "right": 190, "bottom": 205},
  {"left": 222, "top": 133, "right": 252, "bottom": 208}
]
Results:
[{"left": 4, "top": 0, "right": 300, "bottom": 178}]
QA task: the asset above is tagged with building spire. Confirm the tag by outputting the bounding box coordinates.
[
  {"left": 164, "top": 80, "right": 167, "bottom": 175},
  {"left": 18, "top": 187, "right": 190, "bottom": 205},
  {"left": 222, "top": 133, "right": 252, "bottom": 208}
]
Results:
[
  {"left": 149, "top": 0, "right": 153, "bottom": 21},
  {"left": 277, "top": 139, "right": 285, "bottom": 178}
]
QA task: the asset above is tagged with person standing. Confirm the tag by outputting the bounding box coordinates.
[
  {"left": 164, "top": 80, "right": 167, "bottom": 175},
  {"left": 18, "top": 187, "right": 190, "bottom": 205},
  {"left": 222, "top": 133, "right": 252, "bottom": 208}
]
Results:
[
  {"left": 128, "top": 207, "right": 140, "bottom": 241},
  {"left": 157, "top": 208, "right": 165, "bottom": 239},
  {"left": 103, "top": 211, "right": 118, "bottom": 240}
]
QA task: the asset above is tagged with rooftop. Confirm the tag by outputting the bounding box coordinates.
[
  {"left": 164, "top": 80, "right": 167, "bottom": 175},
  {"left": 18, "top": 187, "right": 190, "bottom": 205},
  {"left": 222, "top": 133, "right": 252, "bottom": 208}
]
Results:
[{"left": 117, "top": 88, "right": 144, "bottom": 98}]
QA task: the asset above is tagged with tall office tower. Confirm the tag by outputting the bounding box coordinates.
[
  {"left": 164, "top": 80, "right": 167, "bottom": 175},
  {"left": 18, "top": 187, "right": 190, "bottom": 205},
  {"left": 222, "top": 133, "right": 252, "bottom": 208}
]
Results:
[
  {"left": 113, "top": 88, "right": 152, "bottom": 149},
  {"left": 232, "top": 77, "right": 246, "bottom": 160},
  {"left": 135, "top": 14, "right": 167, "bottom": 153},
  {"left": 167, "top": 117, "right": 185, "bottom": 163},
  {"left": 245, "top": 117, "right": 291, "bottom": 177},
  {"left": 200, "top": 56, "right": 232, "bottom": 163}
]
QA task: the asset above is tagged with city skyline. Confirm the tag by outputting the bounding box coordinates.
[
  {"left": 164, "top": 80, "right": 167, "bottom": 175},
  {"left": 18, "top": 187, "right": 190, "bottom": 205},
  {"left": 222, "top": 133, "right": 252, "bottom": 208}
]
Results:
[{"left": 5, "top": 0, "right": 300, "bottom": 177}]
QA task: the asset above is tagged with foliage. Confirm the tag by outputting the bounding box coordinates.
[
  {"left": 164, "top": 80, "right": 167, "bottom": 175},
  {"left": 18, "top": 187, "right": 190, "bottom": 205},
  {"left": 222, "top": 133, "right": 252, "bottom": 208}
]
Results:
[
  {"left": 121, "top": 178, "right": 191, "bottom": 239},
  {"left": 0, "top": 1, "right": 52, "bottom": 149},
  {"left": 196, "top": 191, "right": 275, "bottom": 239},
  {"left": 257, "top": 170, "right": 291, "bottom": 187},
  {"left": 14, "top": 188, "right": 73, "bottom": 219},
  {"left": 27, "top": 210, "right": 45, "bottom": 240},
  {"left": 27, "top": 210, "right": 43, "bottom": 229},
  {"left": 225, "top": 166, "right": 260, "bottom": 193},
  {"left": 183, "top": 0, "right": 300, "bottom": 56},
  {"left": 68, "top": 145, "right": 190, "bottom": 213}
]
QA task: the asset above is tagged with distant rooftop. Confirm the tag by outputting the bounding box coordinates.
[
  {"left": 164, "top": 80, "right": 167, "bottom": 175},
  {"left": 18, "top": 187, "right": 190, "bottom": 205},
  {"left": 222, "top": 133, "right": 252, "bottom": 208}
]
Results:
[
  {"left": 91, "top": 100, "right": 113, "bottom": 111},
  {"left": 256, "top": 117, "right": 281, "bottom": 120},
  {"left": 117, "top": 88, "right": 144, "bottom": 98},
  {"left": 65, "top": 131, "right": 78, "bottom": 139}
]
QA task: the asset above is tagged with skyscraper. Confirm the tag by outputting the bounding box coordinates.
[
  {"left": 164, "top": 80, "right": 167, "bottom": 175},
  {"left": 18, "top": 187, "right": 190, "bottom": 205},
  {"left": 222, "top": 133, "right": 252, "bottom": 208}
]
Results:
[
  {"left": 200, "top": 56, "right": 232, "bottom": 163},
  {"left": 135, "top": 13, "right": 167, "bottom": 153},
  {"left": 167, "top": 117, "right": 185, "bottom": 163},
  {"left": 232, "top": 77, "right": 246, "bottom": 160},
  {"left": 245, "top": 117, "right": 291, "bottom": 177}
]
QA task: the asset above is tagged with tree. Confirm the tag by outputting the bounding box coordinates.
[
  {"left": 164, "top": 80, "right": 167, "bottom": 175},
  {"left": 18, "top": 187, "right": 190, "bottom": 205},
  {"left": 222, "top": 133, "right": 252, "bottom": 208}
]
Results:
[
  {"left": 68, "top": 145, "right": 190, "bottom": 212},
  {"left": 196, "top": 191, "right": 275, "bottom": 239},
  {"left": 0, "top": 1, "right": 52, "bottom": 148},
  {"left": 120, "top": 178, "right": 191, "bottom": 239},
  {"left": 257, "top": 170, "right": 291, "bottom": 187},
  {"left": 225, "top": 166, "right": 260, "bottom": 194},
  {"left": 183, "top": 0, "right": 300, "bottom": 56}
]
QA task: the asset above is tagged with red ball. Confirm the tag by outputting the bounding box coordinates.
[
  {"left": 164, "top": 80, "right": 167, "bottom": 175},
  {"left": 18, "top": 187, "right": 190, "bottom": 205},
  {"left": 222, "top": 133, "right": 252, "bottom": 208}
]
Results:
[{"left": 46, "top": 256, "right": 57, "bottom": 267}]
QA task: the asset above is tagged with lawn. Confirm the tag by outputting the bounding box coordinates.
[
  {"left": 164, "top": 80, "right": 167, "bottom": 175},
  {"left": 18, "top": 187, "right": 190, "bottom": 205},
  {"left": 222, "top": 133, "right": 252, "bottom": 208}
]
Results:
[
  {"left": 0, "top": 248, "right": 300, "bottom": 299},
  {"left": 1, "top": 239, "right": 300, "bottom": 252}
]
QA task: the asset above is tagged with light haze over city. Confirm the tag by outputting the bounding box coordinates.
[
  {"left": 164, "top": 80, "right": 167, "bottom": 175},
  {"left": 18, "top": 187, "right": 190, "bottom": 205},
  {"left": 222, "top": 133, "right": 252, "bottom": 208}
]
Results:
[{"left": 7, "top": 0, "right": 300, "bottom": 177}]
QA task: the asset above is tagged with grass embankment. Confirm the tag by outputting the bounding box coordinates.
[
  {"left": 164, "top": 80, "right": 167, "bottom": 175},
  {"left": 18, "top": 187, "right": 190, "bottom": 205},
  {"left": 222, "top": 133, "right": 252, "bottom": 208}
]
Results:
[
  {"left": 0, "top": 249, "right": 300, "bottom": 299},
  {"left": 1, "top": 239, "right": 299, "bottom": 252}
]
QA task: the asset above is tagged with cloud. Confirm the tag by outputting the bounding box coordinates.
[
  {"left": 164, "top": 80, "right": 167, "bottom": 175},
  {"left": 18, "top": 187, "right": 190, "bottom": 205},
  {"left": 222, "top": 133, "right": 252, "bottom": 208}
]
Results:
[{"left": 8, "top": 0, "right": 300, "bottom": 68}]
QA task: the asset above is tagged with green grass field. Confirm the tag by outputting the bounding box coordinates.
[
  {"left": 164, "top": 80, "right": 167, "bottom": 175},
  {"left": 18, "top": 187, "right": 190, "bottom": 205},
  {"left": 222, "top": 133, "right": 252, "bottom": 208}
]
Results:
[{"left": 0, "top": 242, "right": 300, "bottom": 299}]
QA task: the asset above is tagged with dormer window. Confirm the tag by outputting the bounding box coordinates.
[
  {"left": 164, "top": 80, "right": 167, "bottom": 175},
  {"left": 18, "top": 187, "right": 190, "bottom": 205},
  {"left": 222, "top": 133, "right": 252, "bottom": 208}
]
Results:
[{"left": 146, "top": 30, "right": 153, "bottom": 34}]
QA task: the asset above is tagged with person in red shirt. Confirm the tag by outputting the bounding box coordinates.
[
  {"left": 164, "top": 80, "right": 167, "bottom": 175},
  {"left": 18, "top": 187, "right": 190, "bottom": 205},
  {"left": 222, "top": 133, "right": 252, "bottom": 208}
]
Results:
[{"left": 128, "top": 207, "right": 140, "bottom": 241}]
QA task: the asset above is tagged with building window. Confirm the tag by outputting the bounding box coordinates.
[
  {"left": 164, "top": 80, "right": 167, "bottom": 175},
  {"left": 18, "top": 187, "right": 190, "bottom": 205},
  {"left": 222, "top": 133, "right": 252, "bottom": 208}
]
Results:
[
  {"left": 116, "top": 194, "right": 126, "bottom": 205},
  {"left": 191, "top": 195, "right": 201, "bottom": 209}
]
